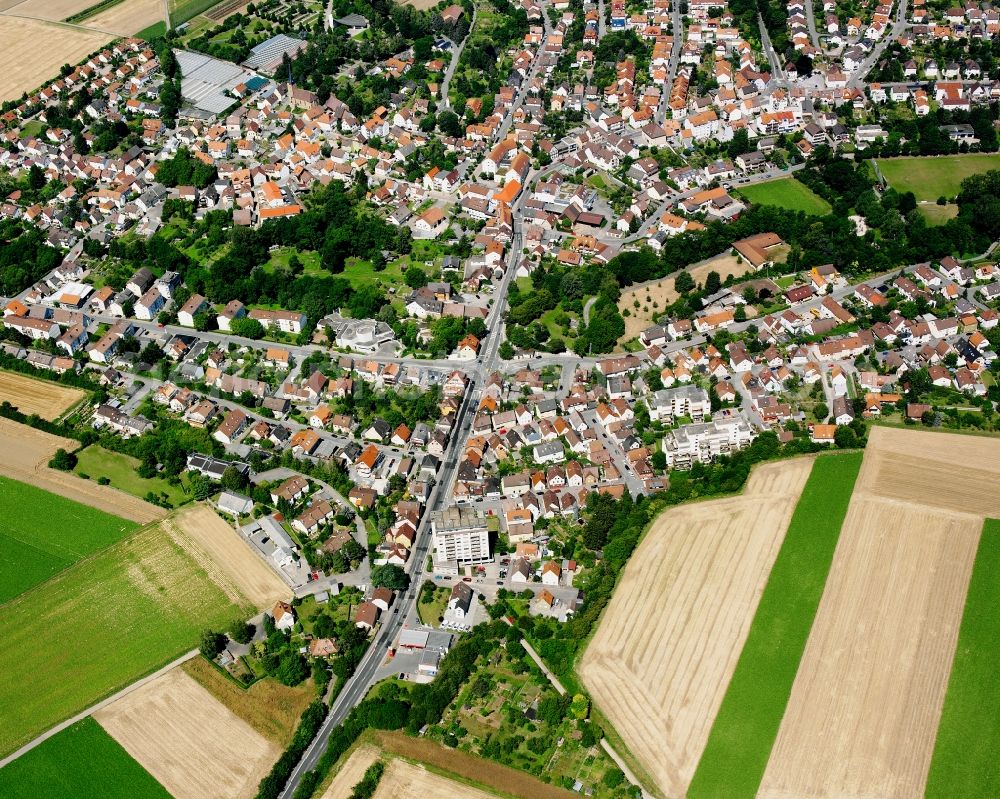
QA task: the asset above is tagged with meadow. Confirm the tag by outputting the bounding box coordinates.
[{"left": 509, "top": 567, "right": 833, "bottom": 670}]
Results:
[
  {"left": 75, "top": 445, "right": 189, "bottom": 507},
  {"left": 687, "top": 451, "right": 863, "bottom": 799},
  {"left": 0, "top": 475, "right": 138, "bottom": 603},
  {"left": 736, "top": 177, "right": 831, "bottom": 215},
  {"left": 877, "top": 154, "right": 1000, "bottom": 201},
  {"left": 924, "top": 519, "right": 1000, "bottom": 798},
  {"left": 0, "top": 717, "right": 170, "bottom": 799},
  {"left": 0, "top": 523, "right": 248, "bottom": 756}
]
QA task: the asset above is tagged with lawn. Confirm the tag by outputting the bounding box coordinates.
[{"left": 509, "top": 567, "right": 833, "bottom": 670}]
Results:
[
  {"left": 0, "top": 476, "right": 138, "bottom": 603},
  {"left": 0, "top": 718, "right": 170, "bottom": 799},
  {"left": 74, "top": 446, "right": 189, "bottom": 508},
  {"left": 736, "top": 178, "right": 831, "bottom": 215},
  {"left": 917, "top": 202, "right": 959, "bottom": 225},
  {"left": 0, "top": 523, "right": 248, "bottom": 756},
  {"left": 877, "top": 154, "right": 1000, "bottom": 201},
  {"left": 687, "top": 451, "right": 863, "bottom": 799},
  {"left": 924, "top": 518, "right": 1000, "bottom": 798},
  {"left": 418, "top": 585, "right": 451, "bottom": 626}
]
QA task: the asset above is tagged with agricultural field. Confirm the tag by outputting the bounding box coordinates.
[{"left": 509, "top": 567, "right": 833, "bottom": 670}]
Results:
[
  {"left": 74, "top": 445, "right": 189, "bottom": 507},
  {"left": 0, "top": 520, "right": 250, "bottom": 757},
  {"left": 95, "top": 667, "right": 280, "bottom": 799},
  {"left": 0, "top": 371, "right": 86, "bottom": 420},
  {"left": 0, "top": 17, "right": 110, "bottom": 102},
  {"left": 758, "top": 427, "right": 1000, "bottom": 799},
  {"left": 320, "top": 744, "right": 381, "bottom": 799},
  {"left": 688, "top": 452, "right": 862, "bottom": 799},
  {"left": 0, "top": 418, "right": 166, "bottom": 524},
  {"left": 83, "top": 0, "right": 164, "bottom": 35},
  {"left": 579, "top": 458, "right": 815, "bottom": 798},
  {"left": 181, "top": 655, "right": 314, "bottom": 746},
  {"left": 165, "top": 503, "right": 288, "bottom": 610},
  {"left": 925, "top": 519, "right": 1000, "bottom": 798},
  {"left": 617, "top": 253, "right": 754, "bottom": 342},
  {"left": 0, "top": 717, "right": 170, "bottom": 799},
  {"left": 0, "top": 475, "right": 138, "bottom": 603},
  {"left": 736, "top": 177, "right": 831, "bottom": 215},
  {"left": 877, "top": 154, "right": 1000, "bottom": 201},
  {"left": 170, "top": 0, "right": 225, "bottom": 25},
  {"left": 0, "top": 0, "right": 95, "bottom": 21}
]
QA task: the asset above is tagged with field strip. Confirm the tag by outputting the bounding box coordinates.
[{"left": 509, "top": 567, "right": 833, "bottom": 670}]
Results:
[
  {"left": 0, "top": 371, "right": 87, "bottom": 420},
  {"left": 757, "top": 499, "right": 980, "bottom": 799},
  {"left": 318, "top": 744, "right": 380, "bottom": 799},
  {"left": 0, "top": 418, "right": 166, "bottom": 524},
  {"left": 95, "top": 667, "right": 280, "bottom": 799},
  {"left": 922, "top": 518, "right": 1000, "bottom": 798},
  {"left": 579, "top": 457, "right": 816, "bottom": 798},
  {"left": 687, "top": 451, "right": 862, "bottom": 799}
]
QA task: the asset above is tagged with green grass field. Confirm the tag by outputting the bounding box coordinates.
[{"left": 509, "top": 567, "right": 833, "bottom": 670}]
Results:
[
  {"left": 136, "top": 20, "right": 167, "bottom": 39},
  {"left": 736, "top": 178, "right": 831, "bottom": 215},
  {"left": 170, "top": 0, "right": 223, "bottom": 26},
  {"left": 687, "top": 451, "right": 863, "bottom": 799},
  {"left": 0, "top": 524, "right": 248, "bottom": 756},
  {"left": 0, "top": 476, "right": 138, "bottom": 603},
  {"left": 917, "top": 202, "right": 960, "bottom": 225},
  {"left": 877, "top": 154, "right": 1000, "bottom": 201},
  {"left": 74, "top": 446, "right": 189, "bottom": 508},
  {"left": 925, "top": 519, "right": 1000, "bottom": 798},
  {"left": 0, "top": 718, "right": 170, "bottom": 799}
]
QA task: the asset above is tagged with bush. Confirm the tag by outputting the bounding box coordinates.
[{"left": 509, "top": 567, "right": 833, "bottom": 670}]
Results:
[{"left": 48, "top": 448, "right": 77, "bottom": 470}]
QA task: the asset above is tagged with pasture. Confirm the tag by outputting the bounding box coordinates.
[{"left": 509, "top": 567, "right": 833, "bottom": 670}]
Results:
[
  {"left": 736, "top": 177, "right": 831, "bottom": 215},
  {"left": 877, "top": 154, "right": 1000, "bottom": 201},
  {"left": 758, "top": 427, "right": 1000, "bottom": 799},
  {"left": 0, "top": 475, "right": 137, "bottom": 603},
  {"left": 684, "top": 451, "right": 863, "bottom": 799},
  {"left": 925, "top": 519, "right": 1000, "bottom": 798},
  {"left": 0, "top": 417, "right": 166, "bottom": 524},
  {"left": 95, "top": 667, "right": 279, "bottom": 799},
  {"left": 0, "top": 521, "right": 249, "bottom": 757},
  {"left": 0, "top": 17, "right": 110, "bottom": 102},
  {"left": 0, "top": 371, "right": 85, "bottom": 419},
  {"left": 579, "top": 458, "right": 815, "bottom": 798},
  {"left": 0, "top": 717, "right": 170, "bottom": 799}
]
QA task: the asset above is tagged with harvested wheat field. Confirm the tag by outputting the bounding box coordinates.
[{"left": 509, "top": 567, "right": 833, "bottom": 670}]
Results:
[
  {"left": 0, "top": 0, "right": 95, "bottom": 21},
  {"left": 0, "top": 418, "right": 165, "bottom": 524},
  {"left": 0, "top": 17, "right": 110, "bottom": 101},
  {"left": 319, "top": 746, "right": 381, "bottom": 799},
  {"left": 373, "top": 757, "right": 501, "bottom": 799},
  {"left": 617, "top": 253, "right": 753, "bottom": 342},
  {"left": 166, "top": 503, "right": 287, "bottom": 610},
  {"left": 579, "top": 458, "right": 814, "bottom": 798},
  {"left": 0, "top": 371, "right": 85, "bottom": 420},
  {"left": 758, "top": 427, "right": 1000, "bottom": 799},
  {"left": 95, "top": 667, "right": 279, "bottom": 799},
  {"left": 83, "top": 0, "right": 163, "bottom": 35}
]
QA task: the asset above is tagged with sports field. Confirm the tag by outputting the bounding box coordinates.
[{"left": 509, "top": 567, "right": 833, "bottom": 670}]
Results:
[
  {"left": 925, "top": 519, "right": 1000, "bottom": 798},
  {"left": 0, "top": 371, "right": 86, "bottom": 419},
  {"left": 579, "top": 458, "right": 815, "bottom": 798},
  {"left": 877, "top": 154, "right": 1000, "bottom": 201},
  {"left": 95, "top": 667, "right": 280, "bottom": 799},
  {"left": 0, "top": 475, "right": 138, "bottom": 603},
  {"left": 0, "top": 717, "right": 170, "bottom": 799},
  {"left": 687, "top": 451, "right": 862, "bottom": 799},
  {"left": 736, "top": 177, "right": 831, "bottom": 215},
  {"left": 0, "top": 522, "right": 249, "bottom": 757}
]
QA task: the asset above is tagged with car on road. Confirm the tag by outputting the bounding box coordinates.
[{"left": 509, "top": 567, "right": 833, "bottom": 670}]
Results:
[{"left": 462, "top": 577, "right": 472, "bottom": 582}]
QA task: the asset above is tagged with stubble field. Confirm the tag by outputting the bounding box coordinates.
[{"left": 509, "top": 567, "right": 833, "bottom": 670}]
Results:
[
  {"left": 757, "top": 427, "right": 1000, "bottom": 799},
  {"left": 83, "top": 0, "right": 163, "bottom": 34},
  {"left": 0, "top": 17, "right": 109, "bottom": 101},
  {"left": 95, "top": 667, "right": 280, "bottom": 799},
  {"left": 0, "top": 417, "right": 166, "bottom": 524},
  {"left": 578, "top": 458, "right": 814, "bottom": 798},
  {"left": 0, "top": 371, "right": 86, "bottom": 419}
]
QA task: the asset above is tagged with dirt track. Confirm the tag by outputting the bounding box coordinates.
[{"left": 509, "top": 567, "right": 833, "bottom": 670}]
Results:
[
  {"left": 0, "top": 418, "right": 165, "bottom": 524},
  {"left": 579, "top": 458, "right": 814, "bottom": 798},
  {"left": 758, "top": 427, "right": 999, "bottom": 799},
  {"left": 167, "top": 504, "right": 288, "bottom": 610},
  {"left": 95, "top": 667, "right": 279, "bottom": 799},
  {"left": 0, "top": 371, "right": 85, "bottom": 420}
]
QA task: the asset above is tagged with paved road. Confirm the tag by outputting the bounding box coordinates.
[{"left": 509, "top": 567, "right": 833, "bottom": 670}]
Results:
[
  {"left": 0, "top": 649, "right": 198, "bottom": 770},
  {"left": 804, "top": 0, "right": 821, "bottom": 50},
  {"left": 848, "top": 0, "right": 908, "bottom": 87},
  {"left": 440, "top": 3, "right": 476, "bottom": 109}
]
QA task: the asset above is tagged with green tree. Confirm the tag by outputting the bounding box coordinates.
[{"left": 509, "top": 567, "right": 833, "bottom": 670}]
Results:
[
  {"left": 230, "top": 317, "right": 265, "bottom": 339},
  {"left": 200, "top": 629, "right": 226, "bottom": 659},
  {"left": 48, "top": 448, "right": 77, "bottom": 471},
  {"left": 370, "top": 564, "right": 410, "bottom": 591},
  {"left": 673, "top": 270, "right": 695, "bottom": 295}
]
